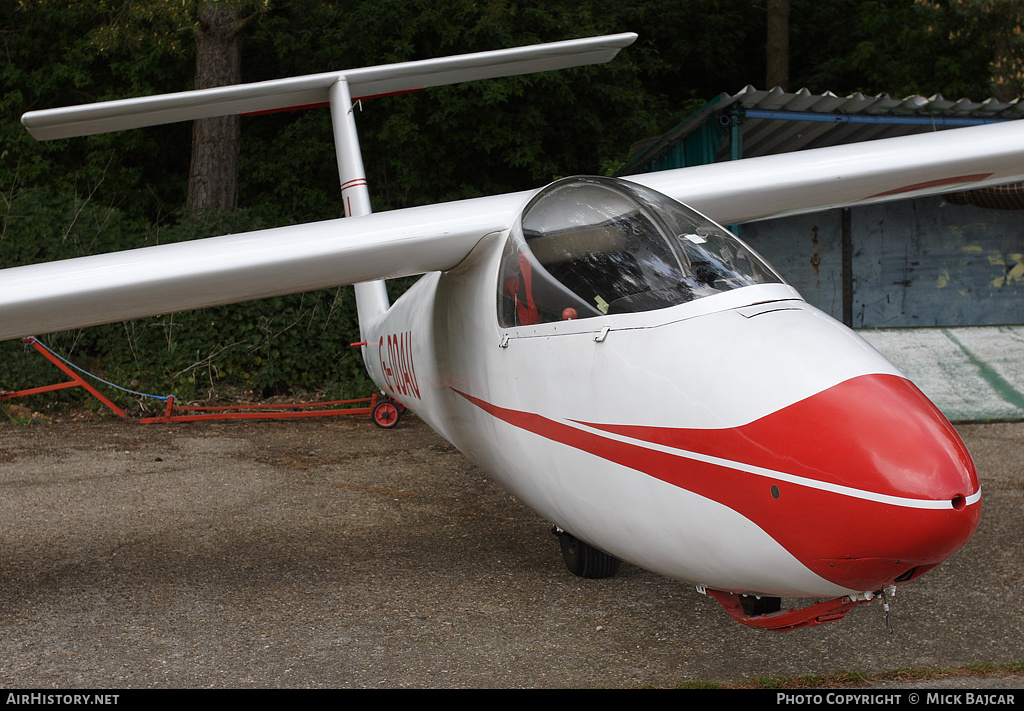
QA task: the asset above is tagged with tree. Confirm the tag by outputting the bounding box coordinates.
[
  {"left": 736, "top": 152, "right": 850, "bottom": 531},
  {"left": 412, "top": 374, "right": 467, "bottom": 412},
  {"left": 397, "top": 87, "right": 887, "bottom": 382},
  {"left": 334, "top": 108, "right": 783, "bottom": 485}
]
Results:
[
  {"left": 85, "top": 0, "right": 267, "bottom": 216},
  {"left": 786, "top": 0, "right": 990, "bottom": 97},
  {"left": 239, "top": 0, "right": 665, "bottom": 215},
  {"left": 918, "top": 0, "right": 1024, "bottom": 101},
  {"left": 766, "top": 0, "right": 790, "bottom": 89},
  {"left": 187, "top": 2, "right": 265, "bottom": 215}
]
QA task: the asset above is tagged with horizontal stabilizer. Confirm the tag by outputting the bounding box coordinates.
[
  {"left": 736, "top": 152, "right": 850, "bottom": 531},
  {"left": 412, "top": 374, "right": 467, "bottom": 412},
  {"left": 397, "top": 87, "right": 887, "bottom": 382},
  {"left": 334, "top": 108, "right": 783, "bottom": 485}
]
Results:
[{"left": 21, "top": 33, "right": 637, "bottom": 140}]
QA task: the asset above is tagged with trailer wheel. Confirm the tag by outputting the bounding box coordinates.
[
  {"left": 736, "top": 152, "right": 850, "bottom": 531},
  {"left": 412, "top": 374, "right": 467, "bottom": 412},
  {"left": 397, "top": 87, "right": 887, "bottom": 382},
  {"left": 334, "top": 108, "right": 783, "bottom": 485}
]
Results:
[{"left": 372, "top": 399, "right": 402, "bottom": 428}]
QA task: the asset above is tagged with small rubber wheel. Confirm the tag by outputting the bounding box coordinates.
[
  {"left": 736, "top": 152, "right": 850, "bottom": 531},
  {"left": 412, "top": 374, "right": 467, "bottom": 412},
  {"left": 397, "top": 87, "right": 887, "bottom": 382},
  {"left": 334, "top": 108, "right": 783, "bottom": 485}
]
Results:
[
  {"left": 557, "top": 531, "right": 621, "bottom": 579},
  {"left": 372, "top": 399, "right": 402, "bottom": 428}
]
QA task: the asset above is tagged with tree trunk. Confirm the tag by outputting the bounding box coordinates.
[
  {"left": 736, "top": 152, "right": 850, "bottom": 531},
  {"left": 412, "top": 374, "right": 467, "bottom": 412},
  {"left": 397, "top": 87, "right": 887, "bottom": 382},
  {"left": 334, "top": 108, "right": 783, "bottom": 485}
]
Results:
[
  {"left": 186, "top": 3, "right": 243, "bottom": 215},
  {"left": 766, "top": 0, "right": 790, "bottom": 91}
]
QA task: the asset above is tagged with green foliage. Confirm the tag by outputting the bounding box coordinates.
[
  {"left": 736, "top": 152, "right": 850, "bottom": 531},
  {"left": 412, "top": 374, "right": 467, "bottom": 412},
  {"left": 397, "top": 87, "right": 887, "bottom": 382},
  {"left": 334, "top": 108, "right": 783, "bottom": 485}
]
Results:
[
  {"left": 917, "top": 0, "right": 1024, "bottom": 101},
  {"left": 789, "top": 0, "right": 992, "bottom": 97},
  {"left": 241, "top": 0, "right": 664, "bottom": 212}
]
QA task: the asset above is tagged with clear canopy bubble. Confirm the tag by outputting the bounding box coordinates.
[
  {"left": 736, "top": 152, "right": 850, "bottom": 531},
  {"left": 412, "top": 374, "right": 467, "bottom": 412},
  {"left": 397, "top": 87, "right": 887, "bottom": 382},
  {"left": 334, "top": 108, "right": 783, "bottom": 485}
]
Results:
[{"left": 498, "top": 176, "right": 783, "bottom": 327}]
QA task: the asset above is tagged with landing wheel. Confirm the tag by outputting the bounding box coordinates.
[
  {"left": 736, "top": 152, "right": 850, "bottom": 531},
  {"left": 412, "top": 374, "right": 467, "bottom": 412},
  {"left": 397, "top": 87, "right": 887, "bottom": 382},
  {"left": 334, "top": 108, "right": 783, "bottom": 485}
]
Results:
[
  {"left": 555, "top": 528, "right": 621, "bottom": 578},
  {"left": 371, "top": 398, "right": 402, "bottom": 429},
  {"left": 740, "top": 594, "right": 782, "bottom": 616}
]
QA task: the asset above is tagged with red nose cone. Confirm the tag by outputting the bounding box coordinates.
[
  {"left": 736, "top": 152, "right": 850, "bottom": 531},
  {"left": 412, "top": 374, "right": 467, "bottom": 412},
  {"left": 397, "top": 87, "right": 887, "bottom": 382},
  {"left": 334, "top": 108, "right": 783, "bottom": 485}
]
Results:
[
  {"left": 582, "top": 373, "right": 981, "bottom": 593},
  {"left": 726, "top": 373, "right": 981, "bottom": 591}
]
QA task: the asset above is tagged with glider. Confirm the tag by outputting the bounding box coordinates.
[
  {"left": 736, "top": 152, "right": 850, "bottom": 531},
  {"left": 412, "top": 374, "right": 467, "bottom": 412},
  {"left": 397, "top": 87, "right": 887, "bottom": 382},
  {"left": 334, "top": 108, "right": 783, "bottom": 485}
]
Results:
[{"left": 5, "top": 33, "right": 1016, "bottom": 630}]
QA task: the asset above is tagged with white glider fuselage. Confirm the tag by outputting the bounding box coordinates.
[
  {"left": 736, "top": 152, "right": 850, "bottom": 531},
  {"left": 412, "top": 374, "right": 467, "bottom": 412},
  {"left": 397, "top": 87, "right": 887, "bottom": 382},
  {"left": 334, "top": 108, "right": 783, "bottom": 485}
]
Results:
[{"left": 361, "top": 178, "right": 980, "bottom": 601}]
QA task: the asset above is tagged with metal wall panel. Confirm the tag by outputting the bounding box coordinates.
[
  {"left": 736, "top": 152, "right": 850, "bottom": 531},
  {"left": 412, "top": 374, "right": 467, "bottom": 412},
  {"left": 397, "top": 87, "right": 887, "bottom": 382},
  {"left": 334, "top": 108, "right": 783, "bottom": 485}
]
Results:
[{"left": 741, "top": 197, "right": 1024, "bottom": 328}]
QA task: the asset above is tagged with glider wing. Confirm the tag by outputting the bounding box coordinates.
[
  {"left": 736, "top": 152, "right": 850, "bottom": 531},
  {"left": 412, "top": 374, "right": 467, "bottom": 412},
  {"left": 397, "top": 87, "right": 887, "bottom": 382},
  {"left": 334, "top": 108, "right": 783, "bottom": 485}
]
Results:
[
  {"left": 0, "top": 191, "right": 529, "bottom": 341},
  {"left": 629, "top": 119, "right": 1024, "bottom": 224}
]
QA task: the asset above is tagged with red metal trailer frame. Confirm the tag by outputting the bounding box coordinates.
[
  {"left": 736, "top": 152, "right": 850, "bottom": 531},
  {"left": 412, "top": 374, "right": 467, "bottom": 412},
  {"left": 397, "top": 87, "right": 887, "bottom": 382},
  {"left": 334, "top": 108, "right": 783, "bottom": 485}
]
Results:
[
  {"left": 3, "top": 337, "right": 384, "bottom": 424},
  {"left": 1, "top": 338, "right": 126, "bottom": 418}
]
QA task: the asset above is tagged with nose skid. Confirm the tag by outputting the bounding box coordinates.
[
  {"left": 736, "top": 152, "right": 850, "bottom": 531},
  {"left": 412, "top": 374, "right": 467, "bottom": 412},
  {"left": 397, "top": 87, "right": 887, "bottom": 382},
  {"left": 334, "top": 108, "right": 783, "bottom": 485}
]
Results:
[{"left": 706, "top": 589, "right": 878, "bottom": 631}]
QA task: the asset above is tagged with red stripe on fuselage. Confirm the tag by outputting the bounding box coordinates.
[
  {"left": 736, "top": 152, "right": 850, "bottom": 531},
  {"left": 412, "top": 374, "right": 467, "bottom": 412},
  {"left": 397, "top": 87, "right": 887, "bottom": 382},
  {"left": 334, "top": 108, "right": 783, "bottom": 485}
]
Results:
[
  {"left": 453, "top": 374, "right": 980, "bottom": 591},
  {"left": 576, "top": 374, "right": 974, "bottom": 502}
]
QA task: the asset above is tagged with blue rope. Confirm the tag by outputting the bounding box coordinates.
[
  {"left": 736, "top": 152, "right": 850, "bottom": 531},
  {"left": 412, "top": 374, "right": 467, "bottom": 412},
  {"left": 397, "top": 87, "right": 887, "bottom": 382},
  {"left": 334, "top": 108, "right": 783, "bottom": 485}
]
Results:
[{"left": 24, "top": 337, "right": 170, "bottom": 402}]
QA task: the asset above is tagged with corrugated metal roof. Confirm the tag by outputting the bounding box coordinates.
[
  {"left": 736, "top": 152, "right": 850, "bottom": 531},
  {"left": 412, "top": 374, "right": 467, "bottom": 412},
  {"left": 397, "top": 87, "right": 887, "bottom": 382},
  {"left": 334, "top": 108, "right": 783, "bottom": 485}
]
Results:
[{"left": 620, "top": 86, "right": 1024, "bottom": 175}]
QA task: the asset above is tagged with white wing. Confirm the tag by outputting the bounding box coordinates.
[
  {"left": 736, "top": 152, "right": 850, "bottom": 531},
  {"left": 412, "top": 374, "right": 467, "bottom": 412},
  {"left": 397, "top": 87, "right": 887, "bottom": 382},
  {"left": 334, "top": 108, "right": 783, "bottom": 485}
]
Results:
[
  {"left": 6, "top": 119, "right": 1024, "bottom": 341},
  {"left": 5, "top": 34, "right": 634, "bottom": 340},
  {"left": 629, "top": 119, "right": 1024, "bottom": 225},
  {"left": 0, "top": 191, "right": 530, "bottom": 341}
]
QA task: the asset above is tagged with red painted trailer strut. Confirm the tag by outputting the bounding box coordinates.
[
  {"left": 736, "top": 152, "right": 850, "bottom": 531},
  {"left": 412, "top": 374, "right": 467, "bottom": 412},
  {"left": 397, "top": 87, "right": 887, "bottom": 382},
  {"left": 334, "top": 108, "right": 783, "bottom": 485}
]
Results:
[
  {"left": 139, "top": 394, "right": 380, "bottom": 424},
  {"left": 1, "top": 337, "right": 126, "bottom": 418}
]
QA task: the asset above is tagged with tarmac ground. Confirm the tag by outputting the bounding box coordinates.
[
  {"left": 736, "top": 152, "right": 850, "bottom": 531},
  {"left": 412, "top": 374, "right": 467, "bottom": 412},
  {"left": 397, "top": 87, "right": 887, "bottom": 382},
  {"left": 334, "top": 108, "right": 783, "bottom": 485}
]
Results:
[{"left": 0, "top": 412, "right": 1021, "bottom": 689}]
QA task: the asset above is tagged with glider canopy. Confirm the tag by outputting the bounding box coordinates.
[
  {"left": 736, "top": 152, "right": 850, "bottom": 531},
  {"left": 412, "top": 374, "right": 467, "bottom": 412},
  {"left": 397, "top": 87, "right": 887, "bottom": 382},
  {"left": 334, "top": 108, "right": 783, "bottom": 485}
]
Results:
[{"left": 498, "top": 177, "right": 783, "bottom": 326}]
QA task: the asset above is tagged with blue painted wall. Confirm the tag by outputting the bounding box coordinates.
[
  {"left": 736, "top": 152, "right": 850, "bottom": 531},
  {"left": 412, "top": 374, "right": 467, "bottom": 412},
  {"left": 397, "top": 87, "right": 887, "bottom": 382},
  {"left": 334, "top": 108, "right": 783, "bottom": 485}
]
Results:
[{"left": 740, "top": 197, "right": 1024, "bottom": 328}]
